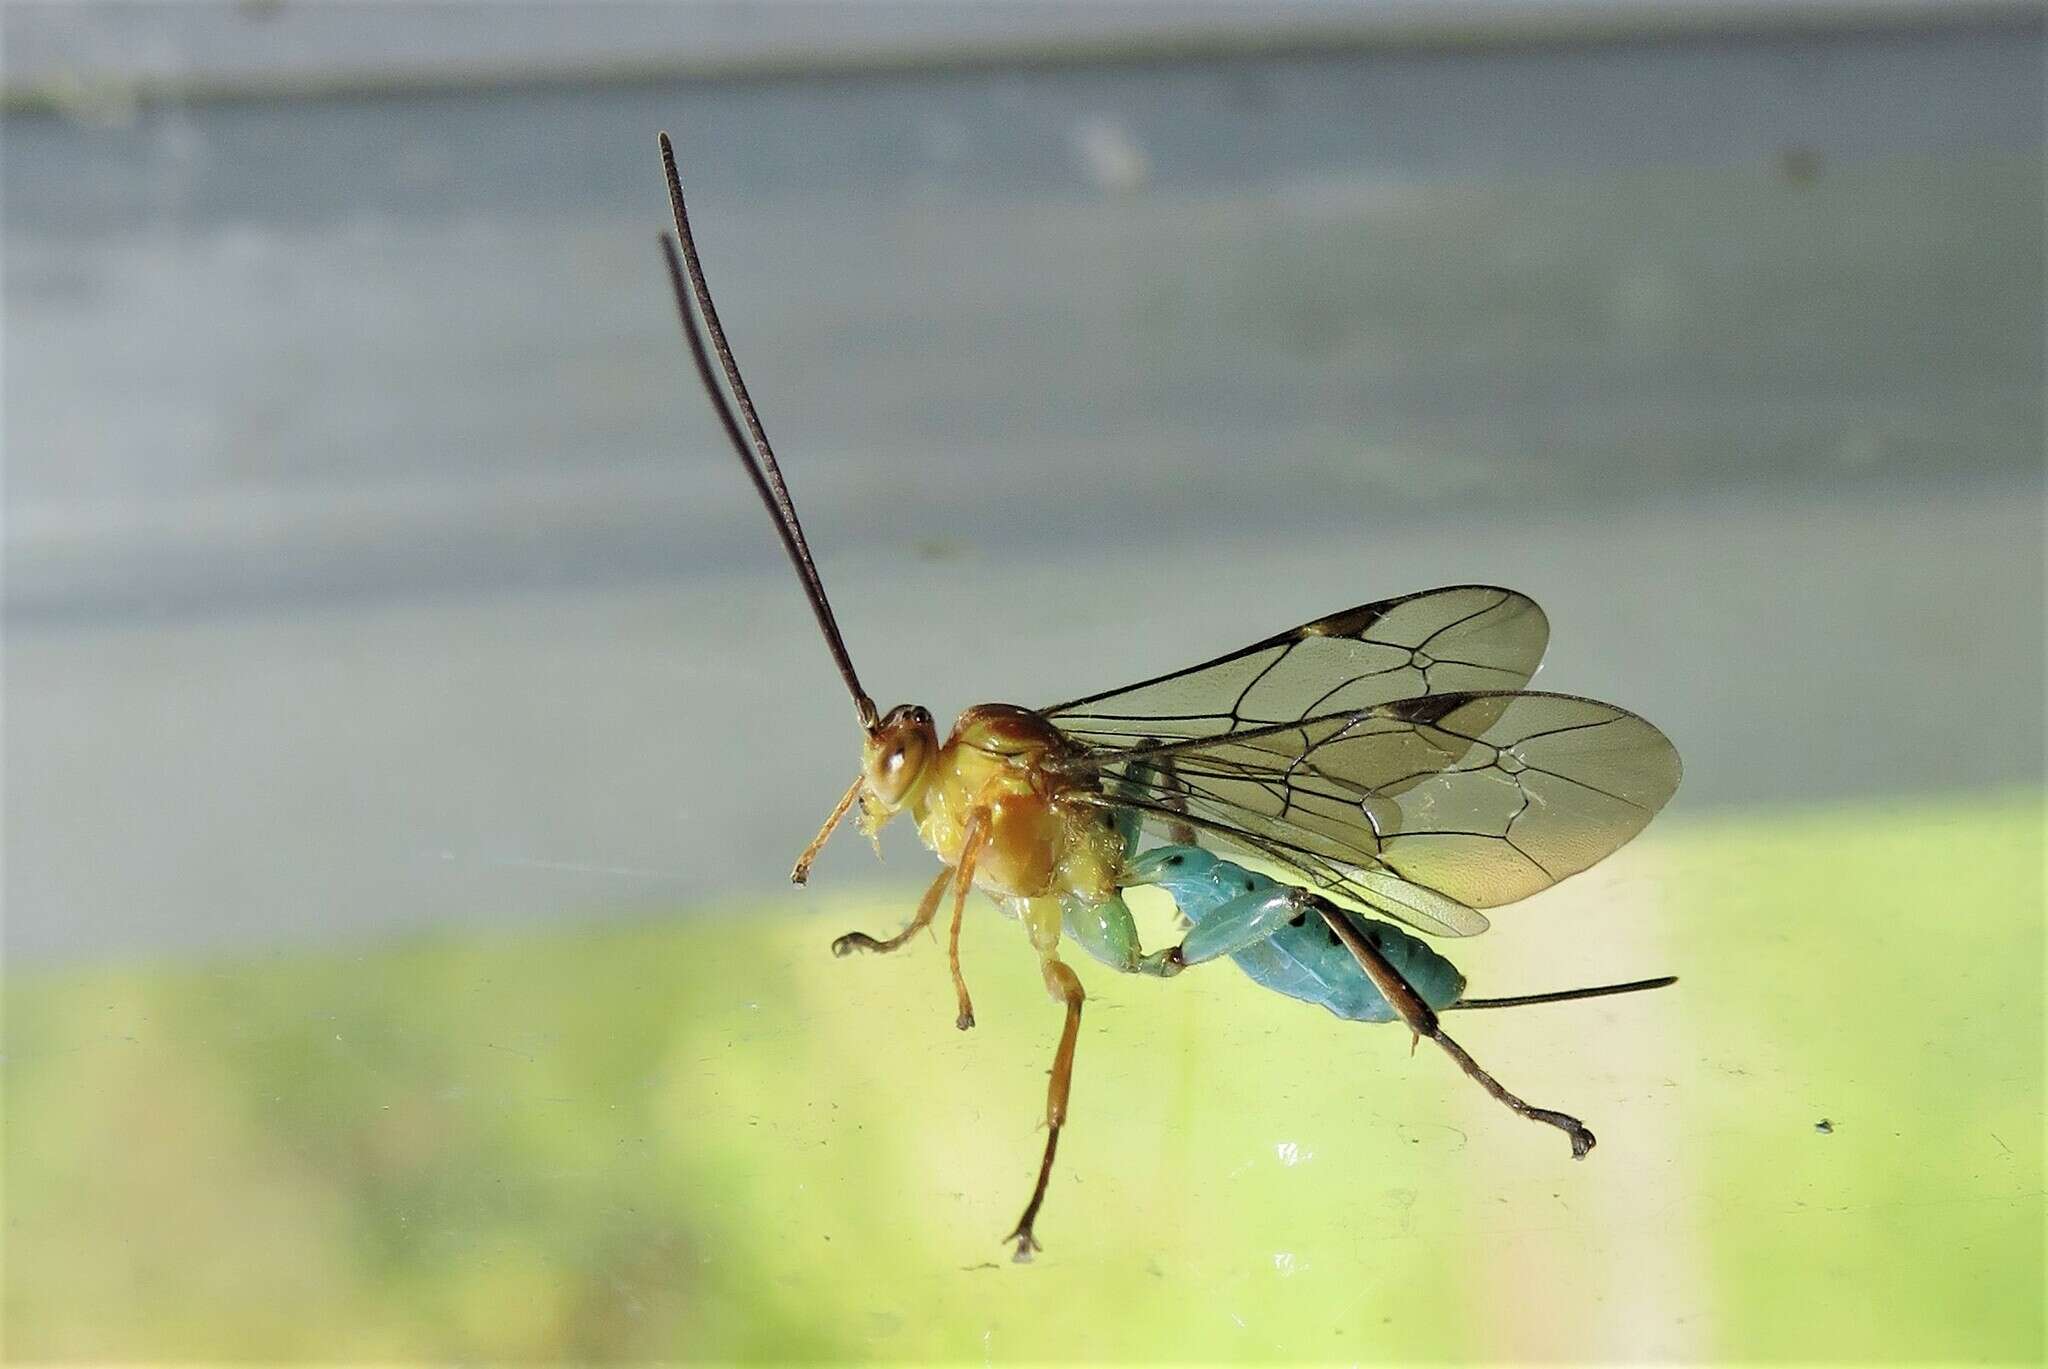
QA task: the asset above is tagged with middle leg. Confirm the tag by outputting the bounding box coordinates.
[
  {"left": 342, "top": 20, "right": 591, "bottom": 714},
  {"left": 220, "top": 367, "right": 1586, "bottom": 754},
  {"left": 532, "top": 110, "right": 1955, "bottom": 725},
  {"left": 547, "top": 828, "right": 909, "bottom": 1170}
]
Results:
[
  {"left": 945, "top": 811, "right": 990, "bottom": 1031},
  {"left": 831, "top": 865, "right": 953, "bottom": 957},
  {"left": 1006, "top": 949, "right": 1085, "bottom": 1262}
]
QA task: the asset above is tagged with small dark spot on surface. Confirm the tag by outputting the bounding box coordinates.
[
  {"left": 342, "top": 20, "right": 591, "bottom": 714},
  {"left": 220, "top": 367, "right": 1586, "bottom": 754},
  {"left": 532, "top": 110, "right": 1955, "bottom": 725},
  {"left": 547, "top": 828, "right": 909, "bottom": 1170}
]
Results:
[
  {"left": 1166, "top": 854, "right": 1185, "bottom": 867},
  {"left": 1325, "top": 928, "right": 1342, "bottom": 947},
  {"left": 1777, "top": 145, "right": 1824, "bottom": 187},
  {"left": 1288, "top": 912, "right": 1307, "bottom": 928},
  {"left": 1814, "top": 1118, "right": 1834, "bottom": 1134},
  {"left": 1243, "top": 879, "right": 1256, "bottom": 892}
]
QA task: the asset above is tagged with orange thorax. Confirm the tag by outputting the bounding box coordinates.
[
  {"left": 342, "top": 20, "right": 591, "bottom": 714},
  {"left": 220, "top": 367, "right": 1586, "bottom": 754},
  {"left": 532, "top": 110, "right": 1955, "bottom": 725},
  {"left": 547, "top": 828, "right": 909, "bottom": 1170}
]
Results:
[{"left": 912, "top": 705, "right": 1123, "bottom": 903}]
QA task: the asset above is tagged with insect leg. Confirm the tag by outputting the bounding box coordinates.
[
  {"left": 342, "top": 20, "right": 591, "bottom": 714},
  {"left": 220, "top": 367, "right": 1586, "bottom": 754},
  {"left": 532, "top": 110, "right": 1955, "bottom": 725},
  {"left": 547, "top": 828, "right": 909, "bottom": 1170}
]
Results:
[
  {"left": 946, "top": 811, "right": 991, "bottom": 1031},
  {"left": 1173, "top": 883, "right": 1315, "bottom": 966},
  {"left": 1061, "top": 892, "right": 1182, "bottom": 977},
  {"left": 1006, "top": 950, "right": 1084, "bottom": 1262},
  {"left": 1111, "top": 756, "right": 1194, "bottom": 853},
  {"left": 791, "top": 774, "right": 864, "bottom": 885},
  {"left": 1122, "top": 843, "right": 1303, "bottom": 965},
  {"left": 1316, "top": 905, "right": 1600, "bottom": 1159},
  {"left": 1152, "top": 753, "right": 1199, "bottom": 848},
  {"left": 830, "top": 866, "right": 952, "bottom": 957}
]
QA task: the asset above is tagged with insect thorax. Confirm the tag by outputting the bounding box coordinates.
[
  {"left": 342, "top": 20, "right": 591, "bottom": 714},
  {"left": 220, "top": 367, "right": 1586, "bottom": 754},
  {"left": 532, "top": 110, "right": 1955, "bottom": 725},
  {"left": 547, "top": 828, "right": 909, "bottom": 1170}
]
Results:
[{"left": 913, "top": 704, "right": 1121, "bottom": 904}]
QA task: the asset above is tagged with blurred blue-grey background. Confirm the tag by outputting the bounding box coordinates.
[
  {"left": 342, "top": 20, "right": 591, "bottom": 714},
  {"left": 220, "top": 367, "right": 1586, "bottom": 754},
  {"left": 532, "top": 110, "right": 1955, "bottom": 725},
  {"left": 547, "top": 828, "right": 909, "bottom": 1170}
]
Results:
[{"left": 9, "top": 0, "right": 2041, "bottom": 961}]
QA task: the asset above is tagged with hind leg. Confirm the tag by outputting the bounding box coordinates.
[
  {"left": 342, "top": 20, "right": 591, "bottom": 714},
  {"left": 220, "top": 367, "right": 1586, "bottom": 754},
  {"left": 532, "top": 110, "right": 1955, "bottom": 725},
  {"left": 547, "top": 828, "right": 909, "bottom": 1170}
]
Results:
[
  {"left": 1061, "top": 892, "right": 1182, "bottom": 977},
  {"left": 1317, "top": 905, "right": 1599, "bottom": 1158}
]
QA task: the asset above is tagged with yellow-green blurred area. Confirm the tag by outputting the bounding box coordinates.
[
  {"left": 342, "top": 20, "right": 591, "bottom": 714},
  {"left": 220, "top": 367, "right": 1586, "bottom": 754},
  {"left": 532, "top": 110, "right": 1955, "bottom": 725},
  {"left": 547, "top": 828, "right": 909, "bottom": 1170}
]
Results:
[{"left": 7, "top": 794, "right": 2040, "bottom": 1361}]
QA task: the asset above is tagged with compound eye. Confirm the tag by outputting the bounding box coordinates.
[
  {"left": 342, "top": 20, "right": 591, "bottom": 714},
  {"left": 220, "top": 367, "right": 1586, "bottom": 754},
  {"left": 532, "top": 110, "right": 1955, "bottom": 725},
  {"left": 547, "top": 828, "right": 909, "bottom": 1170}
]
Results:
[{"left": 870, "top": 729, "right": 930, "bottom": 808}]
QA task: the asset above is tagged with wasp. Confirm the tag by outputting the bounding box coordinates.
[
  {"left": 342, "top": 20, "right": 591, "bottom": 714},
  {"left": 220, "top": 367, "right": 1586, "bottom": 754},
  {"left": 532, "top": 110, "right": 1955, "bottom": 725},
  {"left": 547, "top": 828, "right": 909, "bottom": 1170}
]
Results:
[{"left": 655, "top": 132, "right": 1680, "bottom": 1260}]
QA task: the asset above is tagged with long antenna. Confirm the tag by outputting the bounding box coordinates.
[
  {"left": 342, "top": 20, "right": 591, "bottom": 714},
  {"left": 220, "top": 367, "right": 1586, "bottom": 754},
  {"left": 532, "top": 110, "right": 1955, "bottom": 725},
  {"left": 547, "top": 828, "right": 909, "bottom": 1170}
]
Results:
[
  {"left": 1449, "top": 975, "right": 1677, "bottom": 1010},
  {"left": 657, "top": 130, "right": 879, "bottom": 733}
]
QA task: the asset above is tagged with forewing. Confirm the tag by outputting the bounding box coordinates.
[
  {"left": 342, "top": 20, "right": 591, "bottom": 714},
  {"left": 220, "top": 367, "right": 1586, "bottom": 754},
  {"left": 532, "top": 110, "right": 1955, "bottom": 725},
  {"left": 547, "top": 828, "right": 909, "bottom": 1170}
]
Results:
[
  {"left": 1041, "top": 586, "right": 1548, "bottom": 745},
  {"left": 1088, "top": 691, "right": 1680, "bottom": 932}
]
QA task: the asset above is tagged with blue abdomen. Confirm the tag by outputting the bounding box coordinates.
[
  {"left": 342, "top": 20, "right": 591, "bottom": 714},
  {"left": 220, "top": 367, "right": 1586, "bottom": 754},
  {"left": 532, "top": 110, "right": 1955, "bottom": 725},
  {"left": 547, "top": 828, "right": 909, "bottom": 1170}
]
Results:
[{"left": 1141, "top": 847, "right": 1465, "bottom": 1022}]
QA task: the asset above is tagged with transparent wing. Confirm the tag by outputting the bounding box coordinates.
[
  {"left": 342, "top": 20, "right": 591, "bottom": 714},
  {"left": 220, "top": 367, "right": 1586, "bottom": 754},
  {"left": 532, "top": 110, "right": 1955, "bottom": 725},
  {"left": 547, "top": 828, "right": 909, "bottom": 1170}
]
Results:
[
  {"left": 1073, "top": 691, "right": 1681, "bottom": 937},
  {"left": 1040, "top": 586, "right": 1549, "bottom": 746}
]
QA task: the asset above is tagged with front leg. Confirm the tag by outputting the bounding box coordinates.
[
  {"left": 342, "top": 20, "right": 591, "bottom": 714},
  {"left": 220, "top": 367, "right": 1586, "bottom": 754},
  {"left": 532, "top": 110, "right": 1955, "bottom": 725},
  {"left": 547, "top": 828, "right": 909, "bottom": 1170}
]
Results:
[{"left": 792, "top": 775, "right": 864, "bottom": 885}]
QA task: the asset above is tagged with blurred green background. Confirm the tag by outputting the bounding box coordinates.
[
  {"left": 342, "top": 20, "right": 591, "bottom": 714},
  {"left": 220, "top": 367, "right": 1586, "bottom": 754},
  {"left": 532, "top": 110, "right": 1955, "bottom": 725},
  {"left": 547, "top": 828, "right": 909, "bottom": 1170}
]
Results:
[
  {"left": 5, "top": 1, "right": 2043, "bottom": 1362},
  {"left": 8, "top": 797, "right": 2041, "bottom": 1359}
]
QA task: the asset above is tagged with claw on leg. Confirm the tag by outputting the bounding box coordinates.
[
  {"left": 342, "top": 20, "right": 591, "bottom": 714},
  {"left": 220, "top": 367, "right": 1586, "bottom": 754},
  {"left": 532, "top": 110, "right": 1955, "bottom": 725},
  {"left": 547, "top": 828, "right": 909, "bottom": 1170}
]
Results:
[
  {"left": 1004, "top": 1123, "right": 1060, "bottom": 1262},
  {"left": 830, "top": 867, "right": 952, "bottom": 957}
]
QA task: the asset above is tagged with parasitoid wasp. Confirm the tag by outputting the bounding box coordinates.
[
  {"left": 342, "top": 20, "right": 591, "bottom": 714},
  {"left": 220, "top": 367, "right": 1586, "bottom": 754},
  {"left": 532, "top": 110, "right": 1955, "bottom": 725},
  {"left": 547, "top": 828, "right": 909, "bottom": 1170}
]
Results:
[{"left": 654, "top": 132, "right": 1681, "bottom": 1261}]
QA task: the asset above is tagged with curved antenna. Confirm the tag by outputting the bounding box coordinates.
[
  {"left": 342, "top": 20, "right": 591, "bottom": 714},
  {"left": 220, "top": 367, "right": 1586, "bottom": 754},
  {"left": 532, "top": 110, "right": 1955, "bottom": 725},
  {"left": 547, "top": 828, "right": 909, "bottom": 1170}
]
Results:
[{"left": 657, "top": 131, "right": 879, "bottom": 733}]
